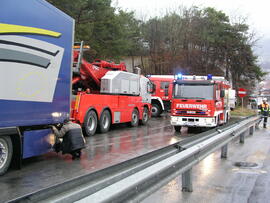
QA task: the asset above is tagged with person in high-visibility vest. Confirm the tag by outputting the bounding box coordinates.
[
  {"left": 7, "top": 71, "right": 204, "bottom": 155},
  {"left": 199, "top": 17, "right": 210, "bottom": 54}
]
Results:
[{"left": 259, "top": 98, "right": 270, "bottom": 128}]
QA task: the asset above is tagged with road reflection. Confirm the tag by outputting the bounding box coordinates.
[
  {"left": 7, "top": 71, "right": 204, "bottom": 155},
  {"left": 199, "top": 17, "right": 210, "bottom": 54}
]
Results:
[
  {"left": 200, "top": 153, "right": 215, "bottom": 178},
  {"left": 0, "top": 115, "right": 189, "bottom": 202}
]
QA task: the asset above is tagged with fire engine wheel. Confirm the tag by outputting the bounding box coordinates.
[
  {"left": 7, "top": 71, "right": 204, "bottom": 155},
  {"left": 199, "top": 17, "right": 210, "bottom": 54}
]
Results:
[
  {"left": 174, "top": 126, "right": 181, "bottom": 132},
  {"left": 151, "top": 103, "right": 161, "bottom": 117},
  {"left": 99, "top": 110, "right": 111, "bottom": 133},
  {"left": 226, "top": 113, "right": 229, "bottom": 123},
  {"left": 130, "top": 108, "right": 139, "bottom": 127},
  {"left": 217, "top": 115, "right": 221, "bottom": 126},
  {"left": 140, "top": 107, "right": 149, "bottom": 125},
  {"left": 0, "top": 136, "right": 13, "bottom": 176},
  {"left": 83, "top": 110, "right": 98, "bottom": 136}
]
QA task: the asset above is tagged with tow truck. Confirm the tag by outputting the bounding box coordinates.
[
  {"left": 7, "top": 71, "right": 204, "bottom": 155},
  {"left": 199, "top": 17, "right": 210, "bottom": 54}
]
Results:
[
  {"left": 171, "top": 74, "right": 235, "bottom": 132},
  {"left": 71, "top": 43, "right": 152, "bottom": 136}
]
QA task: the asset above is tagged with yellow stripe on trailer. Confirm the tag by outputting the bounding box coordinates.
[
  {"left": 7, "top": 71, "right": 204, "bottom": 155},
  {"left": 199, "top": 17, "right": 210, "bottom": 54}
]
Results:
[{"left": 0, "top": 23, "right": 61, "bottom": 37}]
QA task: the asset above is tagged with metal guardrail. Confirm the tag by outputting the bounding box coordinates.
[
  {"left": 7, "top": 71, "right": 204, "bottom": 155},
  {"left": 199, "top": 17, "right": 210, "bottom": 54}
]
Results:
[{"left": 10, "top": 116, "right": 260, "bottom": 203}]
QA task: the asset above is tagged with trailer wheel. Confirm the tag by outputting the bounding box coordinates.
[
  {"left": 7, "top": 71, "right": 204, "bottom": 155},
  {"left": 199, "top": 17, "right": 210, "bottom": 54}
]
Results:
[
  {"left": 130, "top": 108, "right": 139, "bottom": 127},
  {"left": 151, "top": 103, "right": 161, "bottom": 117},
  {"left": 83, "top": 110, "right": 98, "bottom": 136},
  {"left": 140, "top": 107, "right": 149, "bottom": 125},
  {"left": 99, "top": 110, "right": 111, "bottom": 133},
  {"left": 174, "top": 126, "right": 181, "bottom": 132},
  {"left": 0, "top": 136, "right": 13, "bottom": 176}
]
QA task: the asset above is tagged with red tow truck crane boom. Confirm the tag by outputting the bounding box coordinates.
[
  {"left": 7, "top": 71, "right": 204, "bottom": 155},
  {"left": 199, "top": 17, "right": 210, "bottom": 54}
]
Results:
[{"left": 71, "top": 42, "right": 152, "bottom": 136}]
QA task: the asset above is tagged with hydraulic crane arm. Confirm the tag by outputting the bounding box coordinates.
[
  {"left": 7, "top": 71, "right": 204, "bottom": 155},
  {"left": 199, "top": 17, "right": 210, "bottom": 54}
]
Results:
[{"left": 72, "top": 42, "right": 127, "bottom": 90}]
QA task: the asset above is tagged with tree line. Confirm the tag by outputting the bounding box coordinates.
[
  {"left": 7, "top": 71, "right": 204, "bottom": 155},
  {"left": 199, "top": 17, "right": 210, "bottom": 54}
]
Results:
[{"left": 48, "top": 0, "right": 266, "bottom": 91}]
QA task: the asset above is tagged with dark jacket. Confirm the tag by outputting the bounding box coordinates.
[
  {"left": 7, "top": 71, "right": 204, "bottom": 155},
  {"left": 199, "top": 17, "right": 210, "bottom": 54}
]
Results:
[{"left": 53, "top": 121, "right": 85, "bottom": 154}]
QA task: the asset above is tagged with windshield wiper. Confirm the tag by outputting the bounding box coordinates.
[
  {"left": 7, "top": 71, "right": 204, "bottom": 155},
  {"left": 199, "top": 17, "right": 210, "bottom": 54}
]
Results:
[{"left": 177, "top": 96, "right": 206, "bottom": 99}]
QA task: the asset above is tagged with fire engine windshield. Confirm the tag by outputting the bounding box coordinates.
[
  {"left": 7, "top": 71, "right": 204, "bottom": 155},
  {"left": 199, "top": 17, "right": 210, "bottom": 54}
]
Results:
[{"left": 174, "top": 84, "right": 214, "bottom": 100}]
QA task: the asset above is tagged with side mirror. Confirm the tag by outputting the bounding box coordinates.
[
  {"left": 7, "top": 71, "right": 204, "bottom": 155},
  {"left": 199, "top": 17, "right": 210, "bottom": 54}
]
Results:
[
  {"left": 147, "top": 82, "right": 155, "bottom": 94},
  {"left": 220, "top": 90, "right": 225, "bottom": 98}
]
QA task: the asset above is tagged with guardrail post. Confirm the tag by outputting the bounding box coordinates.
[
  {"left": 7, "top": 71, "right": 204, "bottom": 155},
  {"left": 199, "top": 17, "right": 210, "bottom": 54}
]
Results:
[
  {"left": 255, "top": 119, "right": 260, "bottom": 129},
  {"left": 182, "top": 168, "right": 193, "bottom": 192},
  {"left": 240, "top": 131, "right": 245, "bottom": 143},
  {"left": 221, "top": 144, "right": 228, "bottom": 158},
  {"left": 249, "top": 125, "right": 254, "bottom": 135}
]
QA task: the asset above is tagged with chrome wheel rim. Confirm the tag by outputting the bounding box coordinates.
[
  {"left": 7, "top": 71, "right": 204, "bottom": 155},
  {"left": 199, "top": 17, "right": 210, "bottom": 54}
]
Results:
[
  {"left": 0, "top": 138, "right": 8, "bottom": 169},
  {"left": 143, "top": 110, "right": 148, "bottom": 122},
  {"left": 102, "top": 115, "right": 109, "bottom": 129},
  {"left": 87, "top": 116, "right": 96, "bottom": 132},
  {"left": 152, "top": 107, "right": 157, "bottom": 114},
  {"left": 133, "top": 112, "right": 138, "bottom": 123}
]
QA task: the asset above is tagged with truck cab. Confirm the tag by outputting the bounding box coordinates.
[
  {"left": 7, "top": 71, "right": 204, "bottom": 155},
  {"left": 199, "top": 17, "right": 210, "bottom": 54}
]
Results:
[
  {"left": 170, "top": 75, "right": 232, "bottom": 132},
  {"left": 147, "top": 75, "right": 174, "bottom": 117}
]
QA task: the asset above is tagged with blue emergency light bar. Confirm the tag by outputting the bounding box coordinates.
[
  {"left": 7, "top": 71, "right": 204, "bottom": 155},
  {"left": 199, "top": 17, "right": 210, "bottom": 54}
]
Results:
[
  {"left": 207, "top": 74, "right": 213, "bottom": 80},
  {"left": 177, "top": 73, "right": 183, "bottom": 80}
]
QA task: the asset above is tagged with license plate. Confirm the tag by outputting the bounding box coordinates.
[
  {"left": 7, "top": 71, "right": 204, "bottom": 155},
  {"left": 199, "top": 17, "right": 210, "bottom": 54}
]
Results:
[
  {"left": 187, "top": 111, "right": 196, "bottom": 114},
  {"left": 185, "top": 122, "right": 195, "bottom": 126}
]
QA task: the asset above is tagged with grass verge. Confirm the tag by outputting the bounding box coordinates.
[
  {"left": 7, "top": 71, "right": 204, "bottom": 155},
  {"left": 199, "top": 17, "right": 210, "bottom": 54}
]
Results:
[{"left": 231, "top": 107, "right": 258, "bottom": 117}]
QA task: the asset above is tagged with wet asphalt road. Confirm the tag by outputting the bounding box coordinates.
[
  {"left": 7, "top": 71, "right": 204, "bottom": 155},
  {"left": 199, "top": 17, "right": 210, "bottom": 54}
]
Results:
[
  {"left": 143, "top": 119, "right": 270, "bottom": 203},
  {"left": 0, "top": 114, "right": 193, "bottom": 202}
]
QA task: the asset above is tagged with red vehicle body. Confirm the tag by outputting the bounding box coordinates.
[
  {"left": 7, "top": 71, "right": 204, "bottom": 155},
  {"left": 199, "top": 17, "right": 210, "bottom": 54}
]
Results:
[
  {"left": 147, "top": 75, "right": 174, "bottom": 116},
  {"left": 170, "top": 75, "right": 233, "bottom": 132},
  {"left": 71, "top": 43, "right": 151, "bottom": 136}
]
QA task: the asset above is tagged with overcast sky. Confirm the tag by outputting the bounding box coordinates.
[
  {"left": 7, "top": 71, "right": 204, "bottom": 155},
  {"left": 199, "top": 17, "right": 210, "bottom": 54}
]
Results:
[{"left": 113, "top": 0, "right": 270, "bottom": 63}]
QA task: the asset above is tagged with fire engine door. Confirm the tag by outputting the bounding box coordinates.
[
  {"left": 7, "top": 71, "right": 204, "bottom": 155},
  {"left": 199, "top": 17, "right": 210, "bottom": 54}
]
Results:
[{"left": 161, "top": 82, "right": 170, "bottom": 99}]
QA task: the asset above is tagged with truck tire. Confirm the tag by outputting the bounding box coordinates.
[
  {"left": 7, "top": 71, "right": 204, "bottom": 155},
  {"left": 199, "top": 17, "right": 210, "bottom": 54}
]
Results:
[
  {"left": 151, "top": 103, "right": 161, "bottom": 117},
  {"left": 130, "top": 108, "right": 139, "bottom": 127},
  {"left": 83, "top": 110, "right": 98, "bottom": 136},
  {"left": 99, "top": 110, "right": 111, "bottom": 133},
  {"left": 174, "top": 126, "right": 181, "bottom": 132},
  {"left": 217, "top": 115, "right": 221, "bottom": 126},
  {"left": 226, "top": 113, "right": 229, "bottom": 123},
  {"left": 0, "top": 136, "right": 13, "bottom": 176},
  {"left": 140, "top": 107, "right": 149, "bottom": 125}
]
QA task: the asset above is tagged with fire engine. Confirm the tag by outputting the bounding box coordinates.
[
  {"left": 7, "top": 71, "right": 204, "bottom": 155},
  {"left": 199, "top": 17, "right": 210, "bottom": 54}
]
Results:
[
  {"left": 171, "top": 74, "right": 234, "bottom": 132},
  {"left": 71, "top": 43, "right": 152, "bottom": 136},
  {"left": 147, "top": 75, "right": 174, "bottom": 117}
]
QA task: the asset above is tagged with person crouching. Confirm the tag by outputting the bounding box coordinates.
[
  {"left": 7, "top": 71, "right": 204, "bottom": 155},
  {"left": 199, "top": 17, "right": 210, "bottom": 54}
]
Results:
[{"left": 52, "top": 119, "right": 85, "bottom": 159}]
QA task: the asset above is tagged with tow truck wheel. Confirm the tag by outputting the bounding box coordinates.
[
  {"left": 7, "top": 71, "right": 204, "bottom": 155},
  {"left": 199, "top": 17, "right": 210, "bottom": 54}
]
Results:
[
  {"left": 174, "top": 126, "right": 181, "bottom": 132},
  {"left": 140, "top": 107, "right": 149, "bottom": 125},
  {"left": 151, "top": 103, "right": 161, "bottom": 117},
  {"left": 99, "top": 110, "right": 111, "bottom": 133},
  {"left": 0, "top": 136, "right": 13, "bottom": 176},
  {"left": 83, "top": 110, "right": 98, "bottom": 136},
  {"left": 130, "top": 108, "right": 139, "bottom": 127}
]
